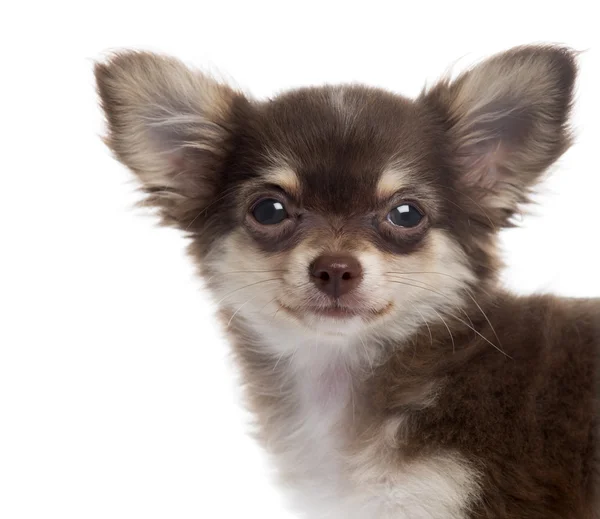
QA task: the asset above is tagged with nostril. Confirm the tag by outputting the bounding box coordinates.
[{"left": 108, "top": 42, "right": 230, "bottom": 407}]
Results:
[{"left": 310, "top": 254, "right": 363, "bottom": 297}]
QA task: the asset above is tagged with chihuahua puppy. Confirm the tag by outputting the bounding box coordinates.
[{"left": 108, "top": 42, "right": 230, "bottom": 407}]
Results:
[{"left": 96, "top": 45, "right": 599, "bottom": 518}]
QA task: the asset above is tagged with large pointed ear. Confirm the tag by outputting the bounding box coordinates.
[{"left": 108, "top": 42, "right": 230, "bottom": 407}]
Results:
[
  {"left": 95, "top": 51, "right": 243, "bottom": 228},
  {"left": 421, "top": 45, "right": 577, "bottom": 226}
]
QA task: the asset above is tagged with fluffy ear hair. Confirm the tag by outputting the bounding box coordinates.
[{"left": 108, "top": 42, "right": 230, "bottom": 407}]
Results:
[
  {"left": 95, "top": 51, "right": 242, "bottom": 228},
  {"left": 422, "top": 45, "right": 577, "bottom": 226}
]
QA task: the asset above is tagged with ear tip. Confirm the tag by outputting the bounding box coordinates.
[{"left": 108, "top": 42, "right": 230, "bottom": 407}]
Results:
[
  {"left": 506, "top": 43, "right": 579, "bottom": 83},
  {"left": 94, "top": 51, "right": 136, "bottom": 91},
  {"left": 93, "top": 50, "right": 174, "bottom": 85},
  {"left": 544, "top": 45, "right": 579, "bottom": 100},
  {"left": 504, "top": 43, "right": 577, "bottom": 58},
  {"left": 95, "top": 48, "right": 158, "bottom": 63},
  {"left": 94, "top": 50, "right": 134, "bottom": 75},
  {"left": 93, "top": 58, "right": 112, "bottom": 87},
  {"left": 540, "top": 43, "right": 579, "bottom": 75}
]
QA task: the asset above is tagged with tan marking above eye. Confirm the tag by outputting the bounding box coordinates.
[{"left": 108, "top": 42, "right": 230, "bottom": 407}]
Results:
[
  {"left": 376, "top": 167, "right": 412, "bottom": 200},
  {"left": 261, "top": 166, "right": 301, "bottom": 198}
]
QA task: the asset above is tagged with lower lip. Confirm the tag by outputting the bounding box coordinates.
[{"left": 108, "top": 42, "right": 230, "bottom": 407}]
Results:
[
  {"left": 311, "top": 307, "right": 359, "bottom": 319},
  {"left": 277, "top": 301, "right": 393, "bottom": 321}
]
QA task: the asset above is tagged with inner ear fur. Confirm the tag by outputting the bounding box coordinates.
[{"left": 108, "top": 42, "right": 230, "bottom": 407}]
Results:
[
  {"left": 95, "top": 51, "right": 243, "bottom": 228},
  {"left": 421, "top": 45, "right": 577, "bottom": 226}
]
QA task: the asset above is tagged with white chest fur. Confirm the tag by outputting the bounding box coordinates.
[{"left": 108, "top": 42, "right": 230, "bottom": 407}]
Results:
[{"left": 262, "top": 347, "right": 479, "bottom": 519}]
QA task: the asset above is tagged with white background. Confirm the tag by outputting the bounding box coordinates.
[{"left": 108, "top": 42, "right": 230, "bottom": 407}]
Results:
[{"left": 1, "top": 1, "right": 599, "bottom": 518}]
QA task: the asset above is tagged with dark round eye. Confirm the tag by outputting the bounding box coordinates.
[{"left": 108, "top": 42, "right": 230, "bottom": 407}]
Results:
[
  {"left": 387, "top": 204, "right": 424, "bottom": 228},
  {"left": 252, "top": 198, "right": 288, "bottom": 225}
]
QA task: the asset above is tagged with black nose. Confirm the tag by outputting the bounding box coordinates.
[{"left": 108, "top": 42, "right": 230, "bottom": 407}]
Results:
[{"left": 310, "top": 254, "right": 363, "bottom": 298}]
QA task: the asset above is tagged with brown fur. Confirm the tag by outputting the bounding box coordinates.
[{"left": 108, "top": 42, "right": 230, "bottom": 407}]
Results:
[
  {"left": 360, "top": 294, "right": 600, "bottom": 518},
  {"left": 96, "top": 45, "right": 599, "bottom": 518}
]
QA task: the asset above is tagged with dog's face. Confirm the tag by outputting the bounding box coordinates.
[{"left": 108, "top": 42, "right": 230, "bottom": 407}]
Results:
[
  {"left": 193, "top": 87, "right": 479, "bottom": 348},
  {"left": 96, "top": 46, "right": 575, "bottom": 356}
]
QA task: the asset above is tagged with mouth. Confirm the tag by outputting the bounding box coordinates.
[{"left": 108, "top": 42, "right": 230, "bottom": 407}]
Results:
[
  {"left": 309, "top": 306, "right": 362, "bottom": 319},
  {"left": 278, "top": 301, "right": 394, "bottom": 321}
]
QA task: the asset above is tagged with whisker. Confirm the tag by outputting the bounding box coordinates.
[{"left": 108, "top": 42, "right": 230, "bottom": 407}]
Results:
[
  {"left": 440, "top": 186, "right": 497, "bottom": 231},
  {"left": 413, "top": 306, "right": 433, "bottom": 348},
  {"left": 269, "top": 305, "right": 283, "bottom": 326},
  {"left": 206, "top": 269, "right": 286, "bottom": 284},
  {"left": 464, "top": 290, "right": 507, "bottom": 358},
  {"left": 348, "top": 362, "right": 356, "bottom": 426},
  {"left": 384, "top": 270, "right": 494, "bottom": 298},
  {"left": 291, "top": 281, "right": 314, "bottom": 290},
  {"left": 385, "top": 274, "right": 476, "bottom": 329},
  {"left": 431, "top": 308, "right": 455, "bottom": 354},
  {"left": 287, "top": 337, "right": 300, "bottom": 371},
  {"left": 445, "top": 310, "right": 512, "bottom": 359},
  {"left": 272, "top": 348, "right": 287, "bottom": 372},
  {"left": 432, "top": 194, "right": 476, "bottom": 225},
  {"left": 258, "top": 296, "right": 279, "bottom": 313},
  {"left": 384, "top": 279, "right": 448, "bottom": 298},
  {"left": 226, "top": 293, "right": 263, "bottom": 328},
  {"left": 384, "top": 270, "right": 490, "bottom": 295},
  {"left": 216, "top": 278, "right": 283, "bottom": 305},
  {"left": 185, "top": 185, "right": 241, "bottom": 231},
  {"left": 215, "top": 269, "right": 287, "bottom": 274},
  {"left": 384, "top": 279, "right": 509, "bottom": 358},
  {"left": 358, "top": 333, "right": 374, "bottom": 376},
  {"left": 384, "top": 270, "right": 464, "bottom": 283},
  {"left": 383, "top": 279, "right": 455, "bottom": 352}
]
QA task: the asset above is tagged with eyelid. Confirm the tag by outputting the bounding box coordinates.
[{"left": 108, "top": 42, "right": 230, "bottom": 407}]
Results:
[
  {"left": 387, "top": 199, "right": 426, "bottom": 217},
  {"left": 381, "top": 188, "right": 435, "bottom": 211},
  {"left": 262, "top": 183, "right": 297, "bottom": 202},
  {"left": 249, "top": 195, "right": 285, "bottom": 212}
]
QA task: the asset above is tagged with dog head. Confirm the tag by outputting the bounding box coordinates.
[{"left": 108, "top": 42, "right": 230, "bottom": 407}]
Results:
[{"left": 96, "top": 46, "right": 576, "bottom": 357}]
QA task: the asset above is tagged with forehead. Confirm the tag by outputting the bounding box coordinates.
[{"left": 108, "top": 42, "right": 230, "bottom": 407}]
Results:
[{"left": 245, "top": 86, "right": 442, "bottom": 213}]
